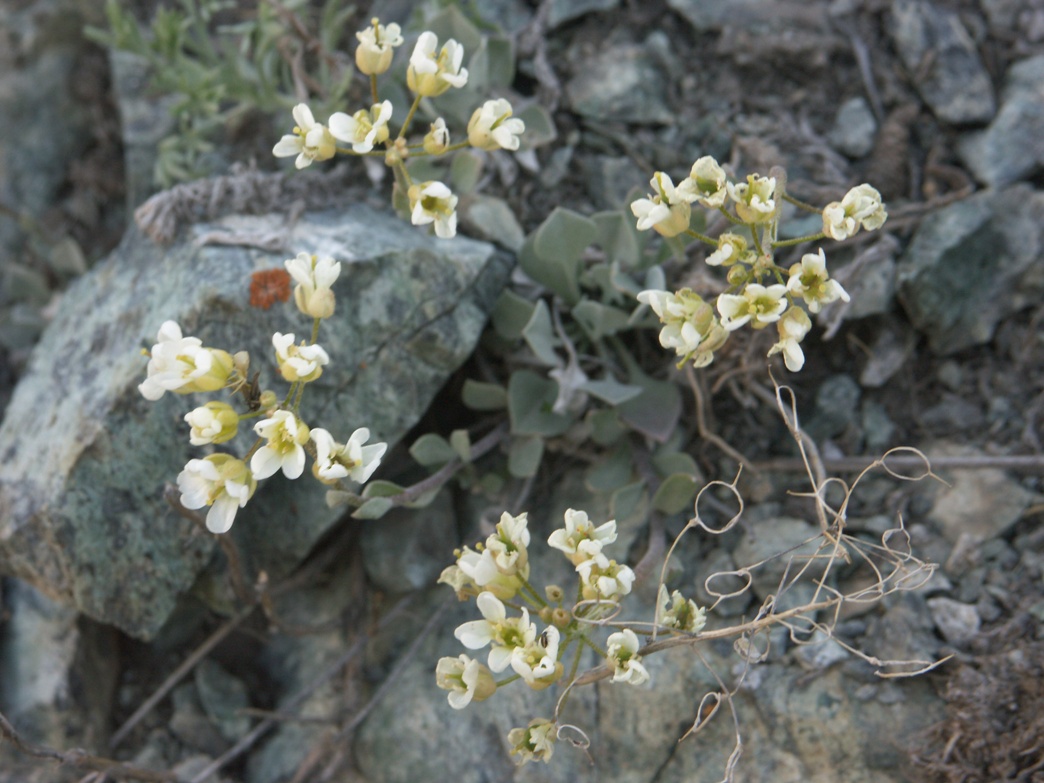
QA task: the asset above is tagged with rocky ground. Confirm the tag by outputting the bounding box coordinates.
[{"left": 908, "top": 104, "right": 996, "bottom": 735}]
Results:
[{"left": 1, "top": 0, "right": 1043, "bottom": 781}]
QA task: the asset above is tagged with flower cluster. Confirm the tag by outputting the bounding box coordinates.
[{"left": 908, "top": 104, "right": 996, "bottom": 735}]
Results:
[
  {"left": 139, "top": 252, "right": 386, "bottom": 534},
  {"left": 632, "top": 157, "right": 885, "bottom": 372},
  {"left": 272, "top": 19, "right": 526, "bottom": 240},
  {"left": 436, "top": 508, "right": 707, "bottom": 766}
]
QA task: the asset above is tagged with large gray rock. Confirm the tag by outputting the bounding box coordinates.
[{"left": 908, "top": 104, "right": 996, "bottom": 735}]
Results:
[
  {"left": 890, "top": 0, "right": 996, "bottom": 124},
  {"left": 958, "top": 55, "right": 1044, "bottom": 187},
  {"left": 0, "top": 207, "right": 508, "bottom": 638},
  {"left": 896, "top": 185, "right": 1044, "bottom": 354}
]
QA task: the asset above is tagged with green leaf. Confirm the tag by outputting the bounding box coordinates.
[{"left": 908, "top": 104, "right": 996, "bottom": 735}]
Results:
[
  {"left": 653, "top": 473, "right": 699, "bottom": 514},
  {"left": 462, "top": 195, "right": 524, "bottom": 251},
  {"left": 579, "top": 378, "right": 643, "bottom": 406},
  {"left": 450, "top": 429, "right": 472, "bottom": 462},
  {"left": 573, "top": 299, "right": 631, "bottom": 340},
  {"left": 516, "top": 103, "right": 557, "bottom": 148},
  {"left": 519, "top": 234, "right": 579, "bottom": 305},
  {"left": 352, "top": 497, "right": 394, "bottom": 519},
  {"left": 521, "top": 299, "right": 559, "bottom": 366},
  {"left": 491, "top": 289, "right": 534, "bottom": 340},
  {"left": 426, "top": 5, "right": 484, "bottom": 55},
  {"left": 462, "top": 379, "right": 508, "bottom": 411},
  {"left": 508, "top": 370, "right": 571, "bottom": 437},
  {"left": 451, "top": 150, "right": 485, "bottom": 194},
  {"left": 410, "top": 434, "right": 454, "bottom": 467},
  {"left": 652, "top": 452, "right": 700, "bottom": 478},
  {"left": 469, "top": 35, "right": 515, "bottom": 89},
  {"left": 508, "top": 436, "right": 544, "bottom": 478},
  {"left": 586, "top": 408, "right": 626, "bottom": 446},
  {"left": 593, "top": 210, "right": 641, "bottom": 266},
  {"left": 610, "top": 481, "right": 646, "bottom": 521},
  {"left": 534, "top": 208, "right": 597, "bottom": 268},
  {"left": 616, "top": 360, "right": 682, "bottom": 442},
  {"left": 585, "top": 444, "right": 632, "bottom": 492},
  {"left": 362, "top": 480, "right": 407, "bottom": 498}
]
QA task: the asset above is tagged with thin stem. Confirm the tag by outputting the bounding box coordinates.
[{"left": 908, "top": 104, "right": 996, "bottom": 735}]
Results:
[
  {"left": 772, "top": 232, "right": 826, "bottom": 249},
  {"left": 684, "top": 228, "right": 719, "bottom": 247},
  {"left": 782, "top": 192, "right": 823, "bottom": 213},
  {"left": 369, "top": 74, "right": 378, "bottom": 105},
  {"left": 397, "top": 93, "right": 423, "bottom": 141}
]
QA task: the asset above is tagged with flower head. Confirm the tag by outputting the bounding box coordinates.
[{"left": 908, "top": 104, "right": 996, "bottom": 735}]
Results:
[
  {"left": 456, "top": 544, "right": 528, "bottom": 601},
  {"left": 508, "top": 719, "right": 556, "bottom": 765},
  {"left": 716, "top": 283, "right": 787, "bottom": 331},
  {"left": 510, "top": 625, "right": 562, "bottom": 688},
  {"left": 547, "top": 508, "right": 617, "bottom": 566},
  {"left": 727, "top": 173, "right": 777, "bottom": 224},
  {"left": 630, "top": 172, "right": 691, "bottom": 237},
  {"left": 657, "top": 585, "right": 707, "bottom": 634},
  {"left": 822, "top": 183, "right": 887, "bottom": 240},
  {"left": 184, "top": 401, "right": 239, "bottom": 446},
  {"left": 576, "top": 552, "right": 635, "bottom": 601},
  {"left": 606, "top": 628, "right": 650, "bottom": 685},
  {"left": 409, "top": 180, "right": 458, "bottom": 238},
  {"left": 485, "top": 511, "right": 531, "bottom": 576},
  {"left": 454, "top": 592, "right": 535, "bottom": 674},
  {"left": 284, "top": 252, "right": 340, "bottom": 319},
  {"left": 272, "top": 104, "right": 336, "bottom": 169},
  {"left": 272, "top": 332, "right": 329, "bottom": 383},
  {"left": 139, "top": 321, "right": 235, "bottom": 401},
  {"left": 706, "top": 232, "right": 749, "bottom": 267},
  {"left": 177, "top": 454, "right": 256, "bottom": 534},
  {"left": 423, "top": 118, "right": 450, "bottom": 155},
  {"left": 310, "top": 427, "right": 386, "bottom": 484},
  {"left": 767, "top": 306, "right": 812, "bottom": 371},
  {"left": 251, "top": 409, "right": 310, "bottom": 480},
  {"left": 355, "top": 18, "right": 403, "bottom": 75},
  {"left": 435, "top": 654, "right": 496, "bottom": 709},
  {"left": 786, "top": 248, "right": 849, "bottom": 313},
  {"left": 328, "top": 101, "right": 392, "bottom": 154},
  {"left": 682, "top": 155, "right": 729, "bottom": 208},
  {"left": 438, "top": 563, "right": 477, "bottom": 600},
  {"left": 637, "top": 288, "right": 729, "bottom": 367},
  {"left": 467, "top": 98, "right": 525, "bottom": 151},
  {"left": 407, "top": 32, "right": 468, "bottom": 97}
]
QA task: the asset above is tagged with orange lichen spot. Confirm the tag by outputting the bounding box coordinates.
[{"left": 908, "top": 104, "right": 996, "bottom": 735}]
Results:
[{"left": 250, "top": 268, "right": 292, "bottom": 310}]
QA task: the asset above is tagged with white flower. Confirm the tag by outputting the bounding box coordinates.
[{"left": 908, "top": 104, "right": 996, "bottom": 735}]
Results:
[
  {"left": 407, "top": 32, "right": 468, "bottom": 97},
  {"left": 485, "top": 511, "right": 531, "bottom": 575},
  {"left": 767, "top": 306, "right": 812, "bottom": 372},
  {"left": 823, "top": 183, "right": 887, "bottom": 239},
  {"left": 727, "top": 173, "right": 777, "bottom": 224},
  {"left": 423, "top": 117, "right": 450, "bottom": 155},
  {"left": 251, "top": 409, "right": 310, "bottom": 480},
  {"left": 657, "top": 585, "right": 707, "bottom": 634},
  {"left": 177, "top": 454, "right": 256, "bottom": 534},
  {"left": 510, "top": 625, "right": 561, "bottom": 687},
  {"left": 355, "top": 18, "right": 403, "bottom": 75},
  {"left": 706, "top": 232, "right": 748, "bottom": 266},
  {"left": 547, "top": 508, "right": 617, "bottom": 566},
  {"left": 435, "top": 654, "right": 496, "bottom": 709},
  {"left": 272, "top": 104, "right": 336, "bottom": 169},
  {"left": 786, "top": 248, "right": 849, "bottom": 313},
  {"left": 637, "top": 288, "right": 729, "bottom": 367},
  {"left": 139, "top": 321, "right": 235, "bottom": 401},
  {"left": 467, "top": 98, "right": 525, "bottom": 151},
  {"left": 508, "top": 719, "right": 556, "bottom": 765},
  {"left": 716, "top": 283, "right": 787, "bottom": 331},
  {"left": 328, "top": 101, "right": 392, "bottom": 154},
  {"left": 681, "top": 155, "right": 729, "bottom": 208},
  {"left": 606, "top": 628, "right": 650, "bottom": 685},
  {"left": 272, "top": 332, "right": 329, "bottom": 383},
  {"left": 284, "top": 252, "right": 340, "bottom": 319},
  {"left": 409, "top": 180, "right": 458, "bottom": 238},
  {"left": 576, "top": 552, "right": 635, "bottom": 601},
  {"left": 630, "top": 172, "right": 691, "bottom": 237},
  {"left": 310, "top": 427, "right": 386, "bottom": 484},
  {"left": 454, "top": 591, "right": 535, "bottom": 674},
  {"left": 456, "top": 543, "right": 527, "bottom": 601},
  {"left": 184, "top": 401, "right": 239, "bottom": 446}
]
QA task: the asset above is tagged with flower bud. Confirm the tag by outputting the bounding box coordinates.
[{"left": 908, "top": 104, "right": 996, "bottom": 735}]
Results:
[
  {"left": 184, "top": 401, "right": 239, "bottom": 446},
  {"left": 355, "top": 18, "right": 402, "bottom": 76},
  {"left": 545, "top": 584, "right": 565, "bottom": 603}
]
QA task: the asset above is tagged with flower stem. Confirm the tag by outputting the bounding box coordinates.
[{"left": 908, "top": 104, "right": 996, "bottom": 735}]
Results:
[{"left": 398, "top": 94, "right": 423, "bottom": 141}]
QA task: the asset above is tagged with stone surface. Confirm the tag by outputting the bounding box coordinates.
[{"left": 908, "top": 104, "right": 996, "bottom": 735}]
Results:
[
  {"left": 896, "top": 184, "right": 1044, "bottom": 355},
  {"left": 927, "top": 597, "right": 981, "bottom": 645},
  {"left": 890, "top": 0, "right": 996, "bottom": 123},
  {"left": 549, "top": 0, "right": 619, "bottom": 28},
  {"left": 958, "top": 55, "right": 1044, "bottom": 187},
  {"left": 0, "top": 207, "right": 508, "bottom": 638},
  {"left": 565, "top": 44, "right": 672, "bottom": 124},
  {"left": 806, "top": 374, "right": 862, "bottom": 442},
  {"left": 829, "top": 97, "right": 878, "bottom": 158}
]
